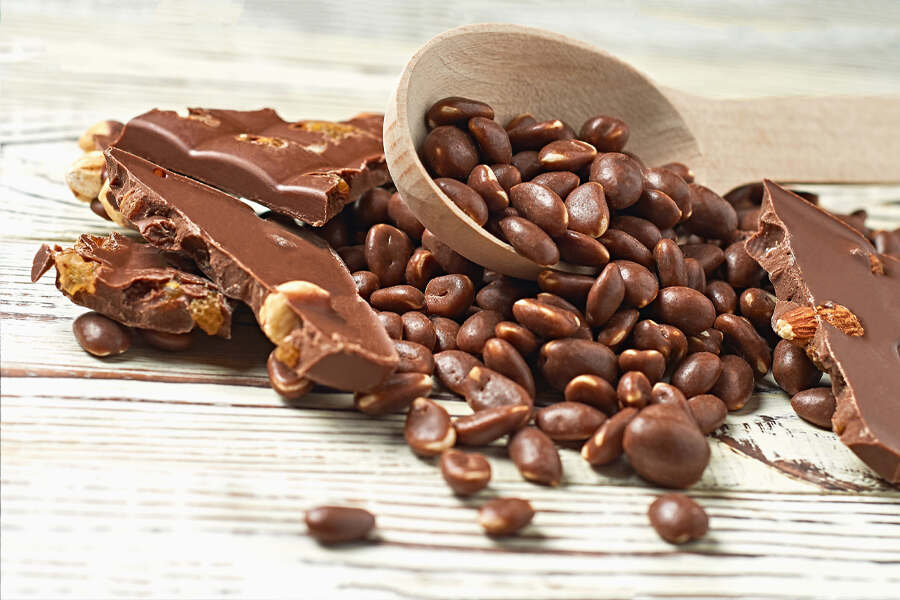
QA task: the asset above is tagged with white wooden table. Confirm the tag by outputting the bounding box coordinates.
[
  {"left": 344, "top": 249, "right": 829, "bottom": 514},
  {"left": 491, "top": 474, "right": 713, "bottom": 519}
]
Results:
[{"left": 2, "top": 2, "right": 899, "bottom": 598}]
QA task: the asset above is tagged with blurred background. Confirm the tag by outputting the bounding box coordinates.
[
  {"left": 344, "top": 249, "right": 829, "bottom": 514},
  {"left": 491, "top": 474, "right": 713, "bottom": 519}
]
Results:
[{"left": 2, "top": 0, "right": 899, "bottom": 141}]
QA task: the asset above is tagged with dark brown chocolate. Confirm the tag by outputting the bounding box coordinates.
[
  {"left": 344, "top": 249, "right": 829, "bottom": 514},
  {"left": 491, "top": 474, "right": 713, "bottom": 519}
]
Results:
[
  {"left": 32, "top": 233, "right": 232, "bottom": 336},
  {"left": 105, "top": 147, "right": 397, "bottom": 391},
  {"left": 746, "top": 181, "right": 899, "bottom": 484},
  {"left": 112, "top": 108, "right": 389, "bottom": 226}
]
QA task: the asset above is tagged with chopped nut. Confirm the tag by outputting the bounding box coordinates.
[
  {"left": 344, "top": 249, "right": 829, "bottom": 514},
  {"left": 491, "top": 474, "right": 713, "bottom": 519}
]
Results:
[
  {"left": 188, "top": 293, "right": 225, "bottom": 335},
  {"left": 235, "top": 133, "right": 288, "bottom": 148},
  {"left": 774, "top": 306, "right": 817, "bottom": 342},
  {"left": 258, "top": 280, "right": 331, "bottom": 344},
  {"left": 176, "top": 109, "right": 221, "bottom": 128},
  {"left": 817, "top": 302, "right": 864, "bottom": 336},
  {"left": 850, "top": 247, "right": 885, "bottom": 275},
  {"left": 292, "top": 121, "right": 358, "bottom": 141},
  {"left": 78, "top": 121, "right": 119, "bottom": 152},
  {"left": 54, "top": 249, "right": 99, "bottom": 296},
  {"left": 97, "top": 179, "right": 133, "bottom": 229},
  {"left": 65, "top": 151, "right": 105, "bottom": 202},
  {"left": 274, "top": 343, "right": 300, "bottom": 369},
  {"left": 775, "top": 302, "right": 864, "bottom": 344}
]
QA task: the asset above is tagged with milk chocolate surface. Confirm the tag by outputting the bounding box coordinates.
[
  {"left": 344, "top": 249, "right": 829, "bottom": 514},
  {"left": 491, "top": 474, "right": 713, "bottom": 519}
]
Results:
[
  {"left": 105, "top": 147, "right": 397, "bottom": 391},
  {"left": 746, "top": 181, "right": 899, "bottom": 483},
  {"left": 112, "top": 108, "right": 389, "bottom": 226},
  {"left": 32, "top": 233, "right": 232, "bottom": 336}
]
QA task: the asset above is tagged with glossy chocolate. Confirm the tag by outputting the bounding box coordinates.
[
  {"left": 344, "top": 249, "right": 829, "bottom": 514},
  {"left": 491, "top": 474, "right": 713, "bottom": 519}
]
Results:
[
  {"left": 106, "top": 147, "right": 397, "bottom": 391},
  {"left": 112, "top": 108, "right": 389, "bottom": 226},
  {"left": 746, "top": 180, "right": 899, "bottom": 483},
  {"left": 32, "top": 233, "right": 232, "bottom": 336}
]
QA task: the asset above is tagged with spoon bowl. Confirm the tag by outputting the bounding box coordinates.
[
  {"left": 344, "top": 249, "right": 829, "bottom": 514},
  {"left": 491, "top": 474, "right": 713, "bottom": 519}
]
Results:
[{"left": 384, "top": 24, "right": 900, "bottom": 279}]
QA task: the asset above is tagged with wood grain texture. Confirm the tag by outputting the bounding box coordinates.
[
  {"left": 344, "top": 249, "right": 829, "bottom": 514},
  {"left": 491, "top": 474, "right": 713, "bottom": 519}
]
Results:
[{"left": 2, "top": 2, "right": 900, "bottom": 598}]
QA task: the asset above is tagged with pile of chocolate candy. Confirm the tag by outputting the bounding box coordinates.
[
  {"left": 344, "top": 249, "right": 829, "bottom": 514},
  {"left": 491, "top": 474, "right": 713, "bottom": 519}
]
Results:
[{"left": 35, "top": 97, "right": 899, "bottom": 545}]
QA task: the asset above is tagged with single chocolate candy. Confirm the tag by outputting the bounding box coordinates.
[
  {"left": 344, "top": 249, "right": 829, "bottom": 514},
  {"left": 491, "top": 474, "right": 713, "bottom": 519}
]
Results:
[
  {"left": 305, "top": 506, "right": 375, "bottom": 544},
  {"left": 106, "top": 148, "right": 397, "bottom": 392},
  {"left": 440, "top": 448, "right": 491, "bottom": 495},
  {"left": 113, "top": 108, "right": 388, "bottom": 226},
  {"left": 72, "top": 312, "right": 131, "bottom": 357},
  {"left": 747, "top": 181, "right": 900, "bottom": 483},
  {"left": 32, "top": 233, "right": 232, "bottom": 336},
  {"left": 478, "top": 498, "right": 534, "bottom": 536},
  {"left": 648, "top": 493, "right": 709, "bottom": 544}
]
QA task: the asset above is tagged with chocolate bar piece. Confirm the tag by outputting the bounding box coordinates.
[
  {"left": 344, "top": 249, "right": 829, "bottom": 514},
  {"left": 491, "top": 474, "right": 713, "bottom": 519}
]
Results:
[
  {"left": 32, "top": 233, "right": 232, "bottom": 337},
  {"left": 105, "top": 147, "right": 397, "bottom": 391},
  {"left": 746, "top": 181, "right": 899, "bottom": 483},
  {"left": 112, "top": 108, "right": 389, "bottom": 226}
]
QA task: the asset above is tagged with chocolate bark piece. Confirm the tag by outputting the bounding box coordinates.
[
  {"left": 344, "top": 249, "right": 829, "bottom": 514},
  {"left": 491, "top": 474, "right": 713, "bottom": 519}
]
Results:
[
  {"left": 112, "top": 108, "right": 389, "bottom": 226},
  {"left": 106, "top": 147, "right": 397, "bottom": 391},
  {"left": 32, "top": 233, "right": 232, "bottom": 337},
  {"left": 746, "top": 181, "right": 899, "bottom": 484}
]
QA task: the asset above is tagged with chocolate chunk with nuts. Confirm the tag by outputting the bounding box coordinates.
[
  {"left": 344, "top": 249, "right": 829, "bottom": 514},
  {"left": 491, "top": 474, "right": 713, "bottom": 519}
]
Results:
[
  {"left": 33, "top": 233, "right": 232, "bottom": 337},
  {"left": 747, "top": 181, "right": 900, "bottom": 483},
  {"left": 113, "top": 109, "right": 389, "bottom": 226},
  {"left": 107, "top": 147, "right": 397, "bottom": 391}
]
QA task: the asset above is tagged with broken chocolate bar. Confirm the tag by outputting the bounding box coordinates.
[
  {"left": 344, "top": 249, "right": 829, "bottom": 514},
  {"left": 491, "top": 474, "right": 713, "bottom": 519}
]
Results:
[
  {"left": 746, "top": 181, "right": 899, "bottom": 484},
  {"left": 111, "top": 108, "right": 389, "bottom": 226},
  {"left": 32, "top": 233, "right": 232, "bottom": 337},
  {"left": 105, "top": 147, "right": 398, "bottom": 391}
]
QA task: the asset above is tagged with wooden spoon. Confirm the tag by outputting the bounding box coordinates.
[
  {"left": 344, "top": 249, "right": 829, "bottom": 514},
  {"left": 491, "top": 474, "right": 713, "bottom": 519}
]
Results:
[{"left": 384, "top": 23, "right": 900, "bottom": 280}]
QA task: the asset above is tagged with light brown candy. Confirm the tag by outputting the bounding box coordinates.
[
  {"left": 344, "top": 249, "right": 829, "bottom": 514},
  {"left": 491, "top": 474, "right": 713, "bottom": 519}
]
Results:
[
  {"left": 467, "top": 165, "right": 510, "bottom": 212},
  {"left": 482, "top": 337, "right": 536, "bottom": 398},
  {"left": 426, "top": 96, "right": 494, "bottom": 128},
  {"left": 579, "top": 115, "right": 629, "bottom": 152},
  {"left": 513, "top": 298, "right": 581, "bottom": 339},
  {"left": 73, "top": 312, "right": 131, "bottom": 357},
  {"left": 618, "top": 349, "right": 666, "bottom": 383},
  {"left": 435, "top": 178, "right": 489, "bottom": 226},
  {"left": 564, "top": 374, "right": 619, "bottom": 415},
  {"left": 422, "top": 125, "right": 479, "bottom": 179},
  {"left": 478, "top": 498, "right": 534, "bottom": 536},
  {"left": 623, "top": 403, "right": 710, "bottom": 488},
  {"left": 671, "top": 352, "right": 723, "bottom": 398},
  {"left": 538, "top": 338, "right": 617, "bottom": 391},
  {"left": 457, "top": 310, "right": 504, "bottom": 354},
  {"left": 424, "top": 274, "right": 475, "bottom": 318},
  {"left": 440, "top": 449, "right": 492, "bottom": 495},
  {"left": 586, "top": 263, "right": 625, "bottom": 327},
  {"left": 393, "top": 339, "right": 434, "bottom": 374},
  {"left": 405, "top": 397, "right": 456, "bottom": 456},
  {"left": 499, "top": 216, "right": 560, "bottom": 266},
  {"left": 468, "top": 117, "right": 513, "bottom": 164},
  {"left": 618, "top": 371, "right": 652, "bottom": 409},
  {"left": 510, "top": 182, "right": 569, "bottom": 237},
  {"left": 455, "top": 404, "right": 531, "bottom": 446},
  {"left": 508, "top": 426, "right": 564, "bottom": 487},
  {"left": 709, "top": 354, "right": 755, "bottom": 411},
  {"left": 532, "top": 171, "right": 580, "bottom": 199},
  {"left": 538, "top": 139, "right": 597, "bottom": 171},
  {"left": 588, "top": 153, "right": 643, "bottom": 209},
  {"left": 648, "top": 494, "right": 708, "bottom": 544},
  {"left": 536, "top": 401, "right": 606, "bottom": 441},
  {"left": 354, "top": 373, "right": 434, "bottom": 416},
  {"left": 434, "top": 350, "right": 482, "bottom": 395},
  {"left": 305, "top": 506, "right": 375, "bottom": 545},
  {"left": 462, "top": 365, "right": 534, "bottom": 412},
  {"left": 581, "top": 407, "right": 638, "bottom": 465}
]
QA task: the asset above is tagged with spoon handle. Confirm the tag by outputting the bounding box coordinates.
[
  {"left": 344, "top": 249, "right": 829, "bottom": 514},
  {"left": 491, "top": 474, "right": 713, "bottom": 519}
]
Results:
[{"left": 665, "top": 90, "right": 900, "bottom": 194}]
